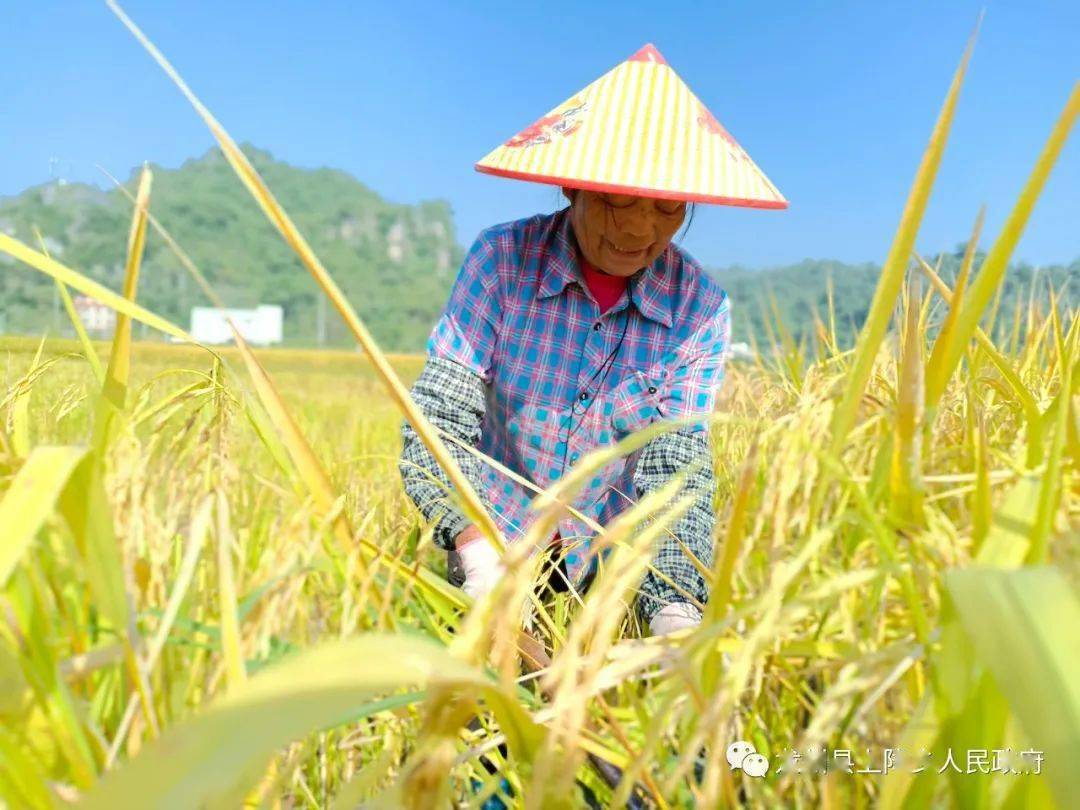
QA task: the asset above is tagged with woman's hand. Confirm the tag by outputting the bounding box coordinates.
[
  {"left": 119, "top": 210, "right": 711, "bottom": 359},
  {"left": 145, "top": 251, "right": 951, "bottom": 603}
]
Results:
[
  {"left": 454, "top": 526, "right": 504, "bottom": 600},
  {"left": 649, "top": 602, "right": 702, "bottom": 636}
]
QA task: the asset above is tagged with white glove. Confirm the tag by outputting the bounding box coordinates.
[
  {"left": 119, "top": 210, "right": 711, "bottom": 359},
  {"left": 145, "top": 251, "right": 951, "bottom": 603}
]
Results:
[
  {"left": 457, "top": 538, "right": 504, "bottom": 600},
  {"left": 649, "top": 602, "right": 702, "bottom": 636}
]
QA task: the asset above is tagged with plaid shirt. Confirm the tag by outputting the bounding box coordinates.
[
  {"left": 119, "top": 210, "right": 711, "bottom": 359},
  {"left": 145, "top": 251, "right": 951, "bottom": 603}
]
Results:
[{"left": 399, "top": 207, "right": 730, "bottom": 620}]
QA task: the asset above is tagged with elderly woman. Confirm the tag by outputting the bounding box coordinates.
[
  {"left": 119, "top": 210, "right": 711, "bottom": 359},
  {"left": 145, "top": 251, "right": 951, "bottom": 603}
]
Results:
[{"left": 399, "top": 44, "right": 785, "bottom": 636}]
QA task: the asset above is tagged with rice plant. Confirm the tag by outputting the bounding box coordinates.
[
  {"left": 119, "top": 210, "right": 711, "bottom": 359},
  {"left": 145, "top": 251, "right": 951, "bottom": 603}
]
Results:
[{"left": 0, "top": 4, "right": 1076, "bottom": 808}]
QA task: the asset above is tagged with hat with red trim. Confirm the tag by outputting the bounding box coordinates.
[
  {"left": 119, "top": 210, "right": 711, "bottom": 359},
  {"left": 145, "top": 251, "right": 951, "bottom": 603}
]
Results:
[{"left": 475, "top": 43, "right": 787, "bottom": 209}]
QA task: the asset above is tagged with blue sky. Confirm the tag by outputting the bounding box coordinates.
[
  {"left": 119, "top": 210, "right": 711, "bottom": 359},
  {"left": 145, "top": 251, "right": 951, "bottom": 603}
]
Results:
[{"left": 3, "top": 1, "right": 1078, "bottom": 268}]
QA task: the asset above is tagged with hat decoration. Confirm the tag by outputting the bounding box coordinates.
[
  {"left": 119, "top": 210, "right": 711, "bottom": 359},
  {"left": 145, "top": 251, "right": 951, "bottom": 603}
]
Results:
[{"left": 476, "top": 43, "right": 787, "bottom": 209}]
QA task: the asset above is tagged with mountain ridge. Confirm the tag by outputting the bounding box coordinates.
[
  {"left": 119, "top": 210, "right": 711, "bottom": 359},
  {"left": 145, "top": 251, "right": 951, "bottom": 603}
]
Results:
[
  {"left": 1, "top": 146, "right": 1075, "bottom": 350},
  {"left": 0, "top": 144, "right": 463, "bottom": 349}
]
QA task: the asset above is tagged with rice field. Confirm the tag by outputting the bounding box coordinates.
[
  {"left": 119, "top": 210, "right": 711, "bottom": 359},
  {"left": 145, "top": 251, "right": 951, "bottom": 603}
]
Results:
[{"left": 1, "top": 6, "right": 1078, "bottom": 809}]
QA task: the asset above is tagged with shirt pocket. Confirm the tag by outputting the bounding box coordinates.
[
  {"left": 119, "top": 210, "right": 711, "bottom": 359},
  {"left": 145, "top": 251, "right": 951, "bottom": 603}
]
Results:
[{"left": 610, "top": 369, "right": 664, "bottom": 436}]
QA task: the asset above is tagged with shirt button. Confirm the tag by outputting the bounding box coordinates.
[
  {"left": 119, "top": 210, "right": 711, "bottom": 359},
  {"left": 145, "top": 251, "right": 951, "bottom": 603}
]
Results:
[
  {"left": 648, "top": 386, "right": 657, "bottom": 394},
  {"left": 579, "top": 391, "right": 589, "bottom": 402},
  {"left": 593, "top": 322, "right": 602, "bottom": 331},
  {"left": 570, "top": 452, "right": 580, "bottom": 463}
]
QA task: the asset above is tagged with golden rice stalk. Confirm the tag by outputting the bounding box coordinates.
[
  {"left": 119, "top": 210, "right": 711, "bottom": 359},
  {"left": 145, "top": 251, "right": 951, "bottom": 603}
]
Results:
[
  {"left": 3, "top": 568, "right": 100, "bottom": 790},
  {"left": 1019, "top": 309, "right": 1056, "bottom": 382},
  {"left": 826, "top": 21, "right": 978, "bottom": 459},
  {"left": 327, "top": 746, "right": 398, "bottom": 810},
  {"left": 925, "top": 82, "right": 1079, "bottom": 412},
  {"left": 0, "top": 726, "right": 54, "bottom": 810},
  {"left": 707, "top": 432, "right": 758, "bottom": 620},
  {"left": 80, "top": 636, "right": 495, "bottom": 809},
  {"left": 230, "top": 328, "right": 356, "bottom": 553},
  {"left": 101, "top": 164, "right": 152, "bottom": 414},
  {"left": 106, "top": 0, "right": 503, "bottom": 550},
  {"left": 878, "top": 693, "right": 940, "bottom": 810},
  {"left": 916, "top": 254, "right": 1044, "bottom": 464},
  {"left": 78, "top": 164, "right": 161, "bottom": 743},
  {"left": 785, "top": 639, "right": 922, "bottom": 786},
  {"left": 450, "top": 530, "right": 548, "bottom": 684},
  {"left": 0, "top": 233, "right": 190, "bottom": 342},
  {"left": 8, "top": 336, "right": 45, "bottom": 457},
  {"left": 532, "top": 480, "right": 693, "bottom": 808},
  {"left": 890, "top": 273, "right": 926, "bottom": 526},
  {"left": 0, "top": 640, "right": 29, "bottom": 719},
  {"left": 0, "top": 446, "right": 90, "bottom": 588},
  {"left": 692, "top": 527, "right": 843, "bottom": 803},
  {"left": 106, "top": 497, "right": 214, "bottom": 768},
  {"left": 945, "top": 566, "right": 1080, "bottom": 809},
  {"left": 214, "top": 489, "right": 247, "bottom": 690},
  {"left": 96, "top": 183, "right": 311, "bottom": 501},
  {"left": 1027, "top": 320, "right": 1074, "bottom": 563},
  {"left": 33, "top": 226, "right": 104, "bottom": 383},
  {"left": 229, "top": 326, "right": 467, "bottom": 611},
  {"left": 825, "top": 275, "right": 840, "bottom": 355},
  {"left": 975, "top": 474, "right": 1041, "bottom": 568},
  {"left": 146, "top": 497, "right": 213, "bottom": 667},
  {"left": 396, "top": 684, "right": 490, "bottom": 808},
  {"left": 968, "top": 393, "right": 992, "bottom": 552},
  {"left": 57, "top": 454, "right": 130, "bottom": 643},
  {"left": 1005, "top": 291, "right": 1025, "bottom": 356},
  {"left": 916, "top": 254, "right": 1040, "bottom": 412},
  {"left": 58, "top": 452, "right": 160, "bottom": 742},
  {"left": 100, "top": 165, "right": 225, "bottom": 309},
  {"left": 923, "top": 207, "right": 984, "bottom": 408}
]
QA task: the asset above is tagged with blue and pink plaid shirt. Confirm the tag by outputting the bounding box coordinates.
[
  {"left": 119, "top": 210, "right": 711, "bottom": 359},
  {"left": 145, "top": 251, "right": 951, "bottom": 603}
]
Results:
[{"left": 422, "top": 206, "right": 730, "bottom": 585}]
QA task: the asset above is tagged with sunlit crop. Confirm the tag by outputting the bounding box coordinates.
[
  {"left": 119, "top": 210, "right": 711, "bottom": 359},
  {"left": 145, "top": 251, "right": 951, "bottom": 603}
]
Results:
[{"left": 0, "top": 5, "right": 1076, "bottom": 808}]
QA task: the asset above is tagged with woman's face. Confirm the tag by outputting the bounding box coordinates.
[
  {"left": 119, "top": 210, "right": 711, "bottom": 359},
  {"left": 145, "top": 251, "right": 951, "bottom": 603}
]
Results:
[{"left": 563, "top": 188, "right": 687, "bottom": 277}]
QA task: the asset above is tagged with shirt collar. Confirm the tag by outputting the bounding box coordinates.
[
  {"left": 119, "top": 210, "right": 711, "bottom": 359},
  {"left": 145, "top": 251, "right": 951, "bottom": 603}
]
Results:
[{"left": 537, "top": 207, "right": 674, "bottom": 328}]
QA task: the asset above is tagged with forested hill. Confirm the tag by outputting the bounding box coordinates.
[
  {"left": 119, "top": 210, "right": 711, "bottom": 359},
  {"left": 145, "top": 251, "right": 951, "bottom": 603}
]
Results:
[
  {"left": 1, "top": 146, "right": 1074, "bottom": 351},
  {"left": 0, "top": 146, "right": 464, "bottom": 350},
  {"left": 715, "top": 253, "right": 1076, "bottom": 351}
]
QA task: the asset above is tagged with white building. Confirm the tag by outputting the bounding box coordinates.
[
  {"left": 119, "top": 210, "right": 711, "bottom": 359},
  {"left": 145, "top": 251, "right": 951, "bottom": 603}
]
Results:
[
  {"left": 190, "top": 305, "right": 283, "bottom": 346},
  {"left": 74, "top": 295, "right": 116, "bottom": 336}
]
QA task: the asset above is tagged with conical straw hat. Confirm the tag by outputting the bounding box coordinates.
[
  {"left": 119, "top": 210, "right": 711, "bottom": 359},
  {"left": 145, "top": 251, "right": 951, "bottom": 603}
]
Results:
[{"left": 476, "top": 43, "right": 787, "bottom": 209}]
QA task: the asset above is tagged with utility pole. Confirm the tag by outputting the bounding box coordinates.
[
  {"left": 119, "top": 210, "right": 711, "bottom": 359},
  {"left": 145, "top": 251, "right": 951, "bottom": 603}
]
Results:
[
  {"left": 316, "top": 293, "right": 326, "bottom": 347},
  {"left": 49, "top": 157, "right": 61, "bottom": 334},
  {"left": 178, "top": 270, "right": 188, "bottom": 331}
]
